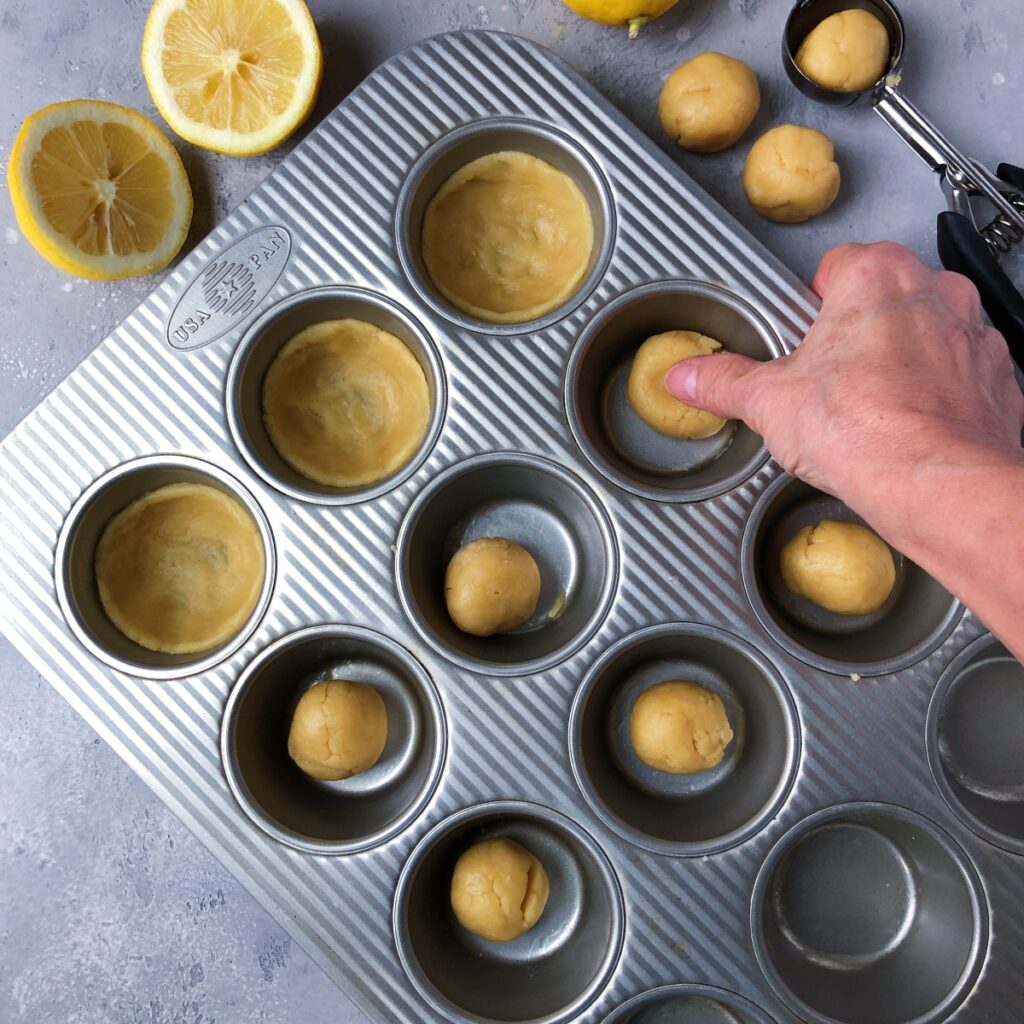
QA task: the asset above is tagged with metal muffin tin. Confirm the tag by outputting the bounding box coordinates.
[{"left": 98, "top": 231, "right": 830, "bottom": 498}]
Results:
[{"left": 0, "top": 29, "right": 1021, "bottom": 1024}]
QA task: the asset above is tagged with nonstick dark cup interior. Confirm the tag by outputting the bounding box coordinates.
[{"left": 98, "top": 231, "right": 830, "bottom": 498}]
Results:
[
  {"left": 752, "top": 803, "right": 988, "bottom": 1024},
  {"left": 394, "top": 801, "right": 624, "bottom": 1024},
  {"left": 603, "top": 984, "right": 778, "bottom": 1024},
  {"left": 742, "top": 474, "right": 962, "bottom": 675}
]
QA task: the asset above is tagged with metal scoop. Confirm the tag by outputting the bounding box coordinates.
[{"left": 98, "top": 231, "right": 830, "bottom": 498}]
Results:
[{"left": 783, "top": 0, "right": 1024, "bottom": 372}]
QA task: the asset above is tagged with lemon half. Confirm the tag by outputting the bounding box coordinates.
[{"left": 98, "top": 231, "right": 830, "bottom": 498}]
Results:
[
  {"left": 7, "top": 99, "right": 192, "bottom": 280},
  {"left": 142, "top": 0, "right": 322, "bottom": 157}
]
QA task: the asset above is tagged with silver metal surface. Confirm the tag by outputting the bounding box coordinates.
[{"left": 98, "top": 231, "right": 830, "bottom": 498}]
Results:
[
  {"left": 0, "top": 28, "right": 1020, "bottom": 1024},
  {"left": 603, "top": 984, "right": 779, "bottom": 1024}
]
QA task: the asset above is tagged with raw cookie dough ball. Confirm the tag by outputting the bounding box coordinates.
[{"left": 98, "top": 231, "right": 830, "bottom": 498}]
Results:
[
  {"left": 796, "top": 9, "right": 890, "bottom": 93},
  {"left": 627, "top": 330, "right": 727, "bottom": 439},
  {"left": 631, "top": 680, "right": 735, "bottom": 775},
  {"left": 445, "top": 537, "right": 542, "bottom": 637},
  {"left": 659, "top": 51, "right": 760, "bottom": 153},
  {"left": 743, "top": 125, "right": 841, "bottom": 223},
  {"left": 287, "top": 679, "right": 388, "bottom": 781},
  {"left": 263, "top": 318, "right": 430, "bottom": 489},
  {"left": 95, "top": 483, "right": 265, "bottom": 655},
  {"left": 450, "top": 837, "right": 550, "bottom": 942},
  {"left": 422, "top": 151, "right": 594, "bottom": 323},
  {"left": 780, "top": 519, "right": 896, "bottom": 616}
]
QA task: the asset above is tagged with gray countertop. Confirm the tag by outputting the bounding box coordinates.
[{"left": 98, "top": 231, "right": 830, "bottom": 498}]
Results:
[{"left": 0, "top": 1, "right": 1018, "bottom": 1021}]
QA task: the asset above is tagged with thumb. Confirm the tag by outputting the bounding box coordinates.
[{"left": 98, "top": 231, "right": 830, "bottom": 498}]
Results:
[{"left": 664, "top": 352, "right": 763, "bottom": 423}]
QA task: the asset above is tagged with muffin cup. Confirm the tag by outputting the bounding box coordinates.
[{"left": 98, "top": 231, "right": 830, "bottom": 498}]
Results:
[
  {"left": 393, "top": 800, "right": 624, "bottom": 1024},
  {"left": 603, "top": 984, "right": 778, "bottom": 1024},
  {"left": 565, "top": 281, "right": 781, "bottom": 502},
  {"left": 395, "top": 116, "right": 615, "bottom": 334},
  {"left": 226, "top": 286, "right": 446, "bottom": 505},
  {"left": 751, "top": 802, "right": 988, "bottom": 1024},
  {"left": 569, "top": 623, "right": 800, "bottom": 857},
  {"left": 927, "top": 634, "right": 1024, "bottom": 856},
  {"left": 395, "top": 452, "right": 618, "bottom": 675},
  {"left": 54, "top": 454, "right": 275, "bottom": 679},
  {"left": 742, "top": 474, "right": 963, "bottom": 675},
  {"left": 220, "top": 625, "right": 447, "bottom": 855}
]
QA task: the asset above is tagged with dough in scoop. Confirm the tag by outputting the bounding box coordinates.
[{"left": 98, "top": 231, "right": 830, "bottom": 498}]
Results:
[
  {"left": 631, "top": 680, "right": 735, "bottom": 775},
  {"left": 627, "top": 330, "right": 727, "bottom": 439},
  {"left": 444, "top": 537, "right": 541, "bottom": 637},
  {"left": 796, "top": 9, "right": 890, "bottom": 93},
  {"left": 263, "top": 319, "right": 430, "bottom": 489},
  {"left": 743, "top": 125, "right": 841, "bottom": 223},
  {"left": 451, "top": 837, "right": 550, "bottom": 942},
  {"left": 95, "top": 482, "right": 265, "bottom": 654},
  {"left": 659, "top": 51, "right": 760, "bottom": 153},
  {"left": 422, "top": 151, "right": 594, "bottom": 323},
  {"left": 287, "top": 679, "right": 388, "bottom": 781},
  {"left": 780, "top": 519, "right": 896, "bottom": 616}
]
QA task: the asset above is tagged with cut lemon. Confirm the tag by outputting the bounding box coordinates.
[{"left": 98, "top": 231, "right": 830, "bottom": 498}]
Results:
[
  {"left": 7, "top": 100, "right": 193, "bottom": 280},
  {"left": 142, "top": 0, "right": 322, "bottom": 157}
]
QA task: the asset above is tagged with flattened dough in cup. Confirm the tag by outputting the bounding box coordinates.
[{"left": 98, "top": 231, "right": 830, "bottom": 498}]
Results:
[
  {"left": 781, "top": 518, "right": 896, "bottom": 615},
  {"left": 445, "top": 537, "right": 541, "bottom": 637},
  {"left": 627, "top": 330, "right": 727, "bottom": 439},
  {"left": 796, "top": 9, "right": 890, "bottom": 93},
  {"left": 422, "top": 151, "right": 594, "bottom": 323},
  {"left": 451, "top": 837, "right": 550, "bottom": 942},
  {"left": 95, "top": 482, "right": 265, "bottom": 654},
  {"left": 263, "top": 319, "right": 430, "bottom": 489}
]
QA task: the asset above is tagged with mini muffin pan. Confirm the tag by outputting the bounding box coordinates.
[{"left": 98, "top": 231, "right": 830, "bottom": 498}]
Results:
[{"left": 0, "top": 30, "right": 1020, "bottom": 1024}]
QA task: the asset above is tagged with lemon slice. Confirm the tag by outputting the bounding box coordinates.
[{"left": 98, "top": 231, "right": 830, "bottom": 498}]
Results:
[
  {"left": 7, "top": 100, "right": 193, "bottom": 280},
  {"left": 142, "top": 0, "right": 322, "bottom": 156}
]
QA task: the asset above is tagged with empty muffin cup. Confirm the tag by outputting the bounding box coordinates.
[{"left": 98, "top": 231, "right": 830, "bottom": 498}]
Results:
[
  {"left": 742, "top": 474, "right": 962, "bottom": 675},
  {"left": 927, "top": 634, "right": 1024, "bottom": 856},
  {"left": 394, "top": 801, "right": 624, "bottom": 1024},
  {"left": 396, "top": 117, "right": 614, "bottom": 334},
  {"left": 221, "top": 624, "right": 446, "bottom": 855},
  {"left": 752, "top": 802, "right": 988, "bottom": 1024},
  {"left": 603, "top": 984, "right": 778, "bottom": 1024},
  {"left": 569, "top": 623, "right": 800, "bottom": 856},
  {"left": 565, "top": 280, "right": 781, "bottom": 502},
  {"left": 226, "top": 286, "right": 446, "bottom": 504},
  {"left": 55, "top": 454, "right": 275, "bottom": 679},
  {"left": 395, "top": 452, "right": 618, "bottom": 675}
]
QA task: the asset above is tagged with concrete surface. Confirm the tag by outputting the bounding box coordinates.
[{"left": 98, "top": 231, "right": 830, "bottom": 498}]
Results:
[{"left": 0, "top": 0, "right": 1018, "bottom": 1021}]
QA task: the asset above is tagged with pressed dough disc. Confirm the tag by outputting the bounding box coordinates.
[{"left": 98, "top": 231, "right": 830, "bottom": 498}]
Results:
[
  {"left": 263, "top": 318, "right": 430, "bottom": 489},
  {"left": 422, "top": 150, "right": 594, "bottom": 323},
  {"left": 95, "top": 482, "right": 265, "bottom": 654}
]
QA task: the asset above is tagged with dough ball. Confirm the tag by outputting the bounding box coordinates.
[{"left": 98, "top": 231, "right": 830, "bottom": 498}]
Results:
[
  {"left": 659, "top": 51, "right": 760, "bottom": 153},
  {"left": 444, "top": 537, "right": 542, "bottom": 637},
  {"left": 450, "top": 837, "right": 550, "bottom": 942},
  {"left": 630, "top": 680, "right": 735, "bottom": 775},
  {"left": 743, "top": 125, "right": 841, "bottom": 223},
  {"left": 95, "top": 483, "right": 264, "bottom": 655},
  {"left": 627, "top": 330, "right": 727, "bottom": 439},
  {"left": 287, "top": 679, "right": 388, "bottom": 781},
  {"left": 263, "top": 318, "right": 430, "bottom": 489},
  {"left": 796, "top": 9, "right": 890, "bottom": 93},
  {"left": 422, "top": 151, "right": 594, "bottom": 323},
  {"left": 780, "top": 519, "right": 896, "bottom": 616}
]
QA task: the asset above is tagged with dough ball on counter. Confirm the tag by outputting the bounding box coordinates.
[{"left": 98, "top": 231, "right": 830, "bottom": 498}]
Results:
[
  {"left": 451, "top": 837, "right": 550, "bottom": 942},
  {"left": 796, "top": 9, "right": 890, "bottom": 93},
  {"left": 422, "top": 150, "right": 594, "bottom": 324},
  {"left": 780, "top": 519, "right": 896, "bottom": 616},
  {"left": 627, "top": 330, "right": 727, "bottom": 439},
  {"left": 743, "top": 125, "right": 840, "bottom": 223},
  {"left": 444, "top": 537, "right": 542, "bottom": 637},
  {"left": 287, "top": 679, "right": 388, "bottom": 781},
  {"left": 659, "top": 51, "right": 760, "bottom": 153},
  {"left": 631, "top": 680, "right": 735, "bottom": 775},
  {"left": 263, "top": 318, "right": 430, "bottom": 489},
  {"left": 95, "top": 482, "right": 265, "bottom": 654}
]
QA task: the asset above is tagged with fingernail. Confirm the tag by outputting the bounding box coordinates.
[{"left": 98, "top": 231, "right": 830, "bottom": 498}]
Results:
[{"left": 664, "top": 362, "right": 699, "bottom": 402}]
